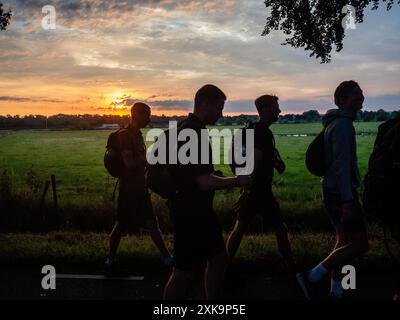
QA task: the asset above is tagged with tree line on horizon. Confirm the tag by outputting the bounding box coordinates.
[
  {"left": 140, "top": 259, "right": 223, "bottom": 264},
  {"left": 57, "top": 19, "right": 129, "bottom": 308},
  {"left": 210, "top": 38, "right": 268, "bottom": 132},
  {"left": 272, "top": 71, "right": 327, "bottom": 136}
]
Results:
[{"left": 0, "top": 109, "right": 398, "bottom": 130}]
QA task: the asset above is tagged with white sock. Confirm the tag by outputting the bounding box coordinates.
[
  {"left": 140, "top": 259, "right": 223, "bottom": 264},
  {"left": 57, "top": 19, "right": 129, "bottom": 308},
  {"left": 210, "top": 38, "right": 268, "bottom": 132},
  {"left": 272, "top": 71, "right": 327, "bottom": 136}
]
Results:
[
  {"left": 308, "top": 263, "right": 328, "bottom": 282},
  {"left": 330, "top": 279, "right": 343, "bottom": 298}
]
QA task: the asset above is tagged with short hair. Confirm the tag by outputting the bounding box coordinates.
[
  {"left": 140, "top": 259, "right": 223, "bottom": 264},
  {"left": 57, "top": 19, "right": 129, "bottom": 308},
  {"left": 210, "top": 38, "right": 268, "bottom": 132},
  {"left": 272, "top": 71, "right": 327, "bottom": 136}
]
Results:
[
  {"left": 194, "top": 84, "right": 226, "bottom": 108},
  {"left": 255, "top": 95, "right": 279, "bottom": 113},
  {"left": 334, "top": 80, "right": 360, "bottom": 108},
  {"left": 131, "top": 102, "right": 150, "bottom": 117}
]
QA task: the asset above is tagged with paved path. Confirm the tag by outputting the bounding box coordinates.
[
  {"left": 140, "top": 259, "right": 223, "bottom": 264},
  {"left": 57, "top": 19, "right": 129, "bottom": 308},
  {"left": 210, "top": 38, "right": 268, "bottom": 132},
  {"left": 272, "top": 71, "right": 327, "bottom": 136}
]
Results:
[{"left": 1, "top": 266, "right": 397, "bottom": 300}]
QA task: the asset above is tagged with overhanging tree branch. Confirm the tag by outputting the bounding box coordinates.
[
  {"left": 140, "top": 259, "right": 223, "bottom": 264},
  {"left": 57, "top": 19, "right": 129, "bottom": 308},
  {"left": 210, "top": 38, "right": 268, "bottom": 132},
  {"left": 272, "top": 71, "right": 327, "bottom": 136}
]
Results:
[
  {"left": 0, "top": 3, "right": 12, "bottom": 31},
  {"left": 262, "top": 0, "right": 400, "bottom": 63}
]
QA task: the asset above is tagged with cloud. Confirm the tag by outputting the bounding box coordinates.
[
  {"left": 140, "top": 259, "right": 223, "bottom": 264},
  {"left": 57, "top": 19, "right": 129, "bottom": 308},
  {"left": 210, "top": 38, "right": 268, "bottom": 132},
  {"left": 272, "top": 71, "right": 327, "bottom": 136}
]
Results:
[
  {"left": 364, "top": 94, "right": 400, "bottom": 110},
  {"left": 102, "top": 97, "right": 193, "bottom": 111},
  {"left": 0, "top": 96, "right": 64, "bottom": 103},
  {"left": 0, "top": 96, "right": 31, "bottom": 102},
  {"left": 0, "top": 0, "right": 399, "bottom": 116}
]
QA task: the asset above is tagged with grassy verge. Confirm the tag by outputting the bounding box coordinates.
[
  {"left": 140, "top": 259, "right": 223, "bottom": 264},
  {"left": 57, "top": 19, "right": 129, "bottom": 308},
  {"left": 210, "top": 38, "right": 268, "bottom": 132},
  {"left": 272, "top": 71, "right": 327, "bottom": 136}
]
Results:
[
  {"left": 0, "top": 231, "right": 397, "bottom": 274},
  {"left": 0, "top": 127, "right": 377, "bottom": 233}
]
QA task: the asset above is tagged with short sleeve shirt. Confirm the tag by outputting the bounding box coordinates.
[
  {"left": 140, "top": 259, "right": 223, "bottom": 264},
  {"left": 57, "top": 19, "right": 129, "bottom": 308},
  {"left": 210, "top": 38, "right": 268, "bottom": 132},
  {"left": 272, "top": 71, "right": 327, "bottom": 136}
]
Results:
[
  {"left": 252, "top": 121, "right": 276, "bottom": 193},
  {"left": 118, "top": 125, "right": 146, "bottom": 192},
  {"left": 172, "top": 113, "right": 214, "bottom": 212}
]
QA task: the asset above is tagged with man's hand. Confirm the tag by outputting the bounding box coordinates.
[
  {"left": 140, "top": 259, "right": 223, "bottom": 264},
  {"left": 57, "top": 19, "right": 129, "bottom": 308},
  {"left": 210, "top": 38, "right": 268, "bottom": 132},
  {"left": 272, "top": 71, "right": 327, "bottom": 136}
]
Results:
[
  {"left": 274, "top": 159, "right": 286, "bottom": 174},
  {"left": 237, "top": 174, "right": 252, "bottom": 187},
  {"left": 273, "top": 149, "right": 286, "bottom": 174},
  {"left": 197, "top": 173, "right": 251, "bottom": 192},
  {"left": 212, "top": 170, "right": 225, "bottom": 177},
  {"left": 341, "top": 201, "right": 354, "bottom": 223}
]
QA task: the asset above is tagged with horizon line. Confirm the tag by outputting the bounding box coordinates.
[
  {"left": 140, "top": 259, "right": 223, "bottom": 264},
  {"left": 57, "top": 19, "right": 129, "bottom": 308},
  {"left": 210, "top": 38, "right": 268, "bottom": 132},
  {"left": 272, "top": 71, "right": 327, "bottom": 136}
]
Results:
[{"left": 1, "top": 108, "right": 399, "bottom": 118}]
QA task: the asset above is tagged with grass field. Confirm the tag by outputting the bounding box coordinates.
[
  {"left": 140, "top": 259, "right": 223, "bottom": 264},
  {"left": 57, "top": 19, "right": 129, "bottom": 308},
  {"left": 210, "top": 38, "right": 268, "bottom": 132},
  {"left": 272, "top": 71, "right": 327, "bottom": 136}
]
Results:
[
  {"left": 1, "top": 230, "right": 397, "bottom": 273},
  {"left": 0, "top": 122, "right": 381, "bottom": 233}
]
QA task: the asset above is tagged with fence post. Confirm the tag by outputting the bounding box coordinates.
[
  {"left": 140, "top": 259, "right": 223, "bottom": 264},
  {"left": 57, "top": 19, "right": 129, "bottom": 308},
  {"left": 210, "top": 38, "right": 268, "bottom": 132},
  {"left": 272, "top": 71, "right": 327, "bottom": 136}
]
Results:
[
  {"left": 40, "top": 180, "right": 50, "bottom": 207},
  {"left": 39, "top": 180, "right": 50, "bottom": 230},
  {"left": 50, "top": 174, "right": 59, "bottom": 228},
  {"left": 50, "top": 175, "right": 58, "bottom": 209}
]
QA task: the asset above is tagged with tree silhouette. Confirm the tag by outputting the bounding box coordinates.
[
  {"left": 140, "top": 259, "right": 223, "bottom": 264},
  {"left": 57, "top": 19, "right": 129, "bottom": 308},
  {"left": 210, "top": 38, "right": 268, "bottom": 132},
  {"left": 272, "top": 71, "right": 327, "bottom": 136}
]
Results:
[
  {"left": 262, "top": 0, "right": 399, "bottom": 63},
  {"left": 0, "top": 3, "right": 12, "bottom": 31}
]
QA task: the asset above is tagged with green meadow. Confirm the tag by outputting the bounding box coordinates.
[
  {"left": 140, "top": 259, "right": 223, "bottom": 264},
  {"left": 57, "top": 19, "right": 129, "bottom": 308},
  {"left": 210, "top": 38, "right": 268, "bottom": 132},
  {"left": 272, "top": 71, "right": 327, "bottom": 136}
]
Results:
[{"left": 0, "top": 122, "right": 380, "bottom": 233}]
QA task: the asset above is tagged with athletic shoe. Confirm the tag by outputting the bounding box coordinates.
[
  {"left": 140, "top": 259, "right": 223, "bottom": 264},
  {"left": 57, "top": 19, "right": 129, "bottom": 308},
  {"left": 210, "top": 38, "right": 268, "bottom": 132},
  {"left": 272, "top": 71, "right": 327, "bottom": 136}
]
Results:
[
  {"left": 103, "top": 259, "right": 118, "bottom": 275},
  {"left": 296, "top": 271, "right": 318, "bottom": 300}
]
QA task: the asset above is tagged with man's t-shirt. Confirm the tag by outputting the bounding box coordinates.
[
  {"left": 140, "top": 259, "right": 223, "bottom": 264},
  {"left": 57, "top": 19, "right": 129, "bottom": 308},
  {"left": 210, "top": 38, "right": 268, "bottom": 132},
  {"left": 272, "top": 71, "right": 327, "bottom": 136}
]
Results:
[
  {"left": 169, "top": 114, "right": 226, "bottom": 269},
  {"left": 251, "top": 121, "right": 276, "bottom": 193},
  {"left": 171, "top": 113, "right": 214, "bottom": 214},
  {"left": 118, "top": 125, "right": 146, "bottom": 194}
]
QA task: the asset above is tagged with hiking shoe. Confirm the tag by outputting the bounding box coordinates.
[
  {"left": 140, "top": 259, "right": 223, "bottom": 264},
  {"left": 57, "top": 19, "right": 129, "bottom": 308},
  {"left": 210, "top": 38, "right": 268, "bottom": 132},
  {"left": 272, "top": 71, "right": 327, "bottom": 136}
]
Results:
[
  {"left": 296, "top": 272, "right": 318, "bottom": 300},
  {"left": 103, "top": 259, "right": 118, "bottom": 276}
]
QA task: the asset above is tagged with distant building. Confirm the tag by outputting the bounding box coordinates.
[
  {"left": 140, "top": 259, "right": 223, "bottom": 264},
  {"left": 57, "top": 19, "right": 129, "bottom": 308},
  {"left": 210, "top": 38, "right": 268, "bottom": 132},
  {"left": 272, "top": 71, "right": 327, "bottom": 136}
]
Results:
[{"left": 97, "top": 124, "right": 120, "bottom": 130}]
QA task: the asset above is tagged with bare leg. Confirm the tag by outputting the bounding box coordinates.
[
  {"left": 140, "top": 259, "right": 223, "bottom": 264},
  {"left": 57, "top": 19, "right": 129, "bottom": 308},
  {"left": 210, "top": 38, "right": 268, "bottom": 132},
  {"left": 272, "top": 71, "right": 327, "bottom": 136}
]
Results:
[
  {"left": 204, "top": 251, "right": 228, "bottom": 299},
  {"left": 274, "top": 223, "right": 296, "bottom": 272},
  {"left": 331, "top": 225, "right": 348, "bottom": 281},
  {"left": 108, "top": 222, "right": 122, "bottom": 261},
  {"left": 149, "top": 216, "right": 171, "bottom": 260},
  {"left": 226, "top": 220, "right": 248, "bottom": 262},
  {"left": 164, "top": 268, "right": 195, "bottom": 300},
  {"left": 321, "top": 231, "right": 368, "bottom": 271}
]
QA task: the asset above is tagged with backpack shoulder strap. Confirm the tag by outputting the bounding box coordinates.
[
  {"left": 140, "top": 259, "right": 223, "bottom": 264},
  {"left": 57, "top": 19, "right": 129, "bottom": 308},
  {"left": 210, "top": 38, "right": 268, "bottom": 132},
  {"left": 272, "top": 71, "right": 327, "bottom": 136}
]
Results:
[
  {"left": 245, "top": 121, "right": 254, "bottom": 129},
  {"left": 114, "top": 126, "right": 132, "bottom": 150}
]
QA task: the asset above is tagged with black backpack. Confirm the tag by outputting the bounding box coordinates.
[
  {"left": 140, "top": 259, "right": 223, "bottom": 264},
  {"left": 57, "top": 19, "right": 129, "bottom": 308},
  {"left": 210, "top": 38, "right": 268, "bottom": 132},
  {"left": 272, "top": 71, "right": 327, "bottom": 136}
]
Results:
[
  {"left": 363, "top": 118, "right": 400, "bottom": 239},
  {"left": 305, "top": 129, "right": 327, "bottom": 177},
  {"left": 104, "top": 127, "right": 125, "bottom": 178},
  {"left": 146, "top": 128, "right": 178, "bottom": 199},
  {"left": 305, "top": 116, "right": 346, "bottom": 177}
]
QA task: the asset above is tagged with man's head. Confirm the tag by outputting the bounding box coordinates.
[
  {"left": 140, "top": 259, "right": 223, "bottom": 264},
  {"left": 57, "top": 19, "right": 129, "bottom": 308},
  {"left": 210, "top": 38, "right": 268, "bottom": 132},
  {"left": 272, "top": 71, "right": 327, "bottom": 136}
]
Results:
[
  {"left": 194, "top": 84, "right": 226, "bottom": 125},
  {"left": 255, "top": 95, "right": 281, "bottom": 124},
  {"left": 334, "top": 80, "right": 364, "bottom": 114},
  {"left": 131, "top": 102, "right": 151, "bottom": 128}
]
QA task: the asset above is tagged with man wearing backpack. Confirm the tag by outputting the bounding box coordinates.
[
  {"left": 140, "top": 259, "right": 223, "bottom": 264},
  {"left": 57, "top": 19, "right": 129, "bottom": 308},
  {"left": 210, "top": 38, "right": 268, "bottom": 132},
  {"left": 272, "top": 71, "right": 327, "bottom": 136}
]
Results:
[
  {"left": 104, "top": 102, "right": 172, "bottom": 273},
  {"left": 297, "top": 80, "right": 369, "bottom": 300},
  {"left": 226, "top": 95, "right": 296, "bottom": 278},
  {"left": 163, "top": 84, "right": 251, "bottom": 300},
  {"left": 364, "top": 114, "right": 400, "bottom": 300},
  {"left": 364, "top": 114, "right": 400, "bottom": 241}
]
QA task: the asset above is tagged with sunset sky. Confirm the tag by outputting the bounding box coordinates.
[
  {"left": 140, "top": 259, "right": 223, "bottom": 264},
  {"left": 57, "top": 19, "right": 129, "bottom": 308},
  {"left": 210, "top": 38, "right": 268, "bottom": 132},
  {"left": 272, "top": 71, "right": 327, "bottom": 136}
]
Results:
[{"left": 0, "top": 0, "right": 399, "bottom": 116}]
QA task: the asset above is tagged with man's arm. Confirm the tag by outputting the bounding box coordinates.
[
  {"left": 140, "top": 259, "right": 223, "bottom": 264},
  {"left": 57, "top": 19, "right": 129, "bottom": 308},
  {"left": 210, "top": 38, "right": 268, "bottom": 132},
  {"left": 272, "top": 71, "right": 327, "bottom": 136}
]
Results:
[
  {"left": 330, "top": 121, "right": 355, "bottom": 222},
  {"left": 121, "top": 150, "right": 146, "bottom": 169},
  {"left": 252, "top": 148, "right": 263, "bottom": 174},
  {"left": 196, "top": 173, "right": 251, "bottom": 192},
  {"left": 331, "top": 121, "right": 354, "bottom": 202},
  {"left": 274, "top": 149, "right": 286, "bottom": 174},
  {"left": 200, "top": 146, "right": 263, "bottom": 193},
  {"left": 196, "top": 147, "right": 263, "bottom": 192}
]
